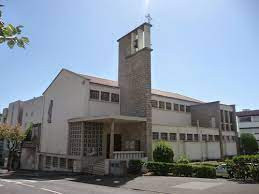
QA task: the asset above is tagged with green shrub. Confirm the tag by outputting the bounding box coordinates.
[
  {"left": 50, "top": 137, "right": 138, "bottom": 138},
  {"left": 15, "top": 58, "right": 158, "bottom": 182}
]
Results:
[
  {"left": 193, "top": 165, "right": 216, "bottom": 178},
  {"left": 128, "top": 160, "right": 143, "bottom": 174},
  {"left": 226, "top": 155, "right": 259, "bottom": 181},
  {"left": 153, "top": 141, "right": 174, "bottom": 163},
  {"left": 250, "top": 165, "right": 259, "bottom": 182},
  {"left": 146, "top": 162, "right": 174, "bottom": 175},
  {"left": 172, "top": 164, "right": 193, "bottom": 177},
  {"left": 240, "top": 133, "right": 258, "bottom": 155},
  {"left": 176, "top": 155, "right": 189, "bottom": 164}
]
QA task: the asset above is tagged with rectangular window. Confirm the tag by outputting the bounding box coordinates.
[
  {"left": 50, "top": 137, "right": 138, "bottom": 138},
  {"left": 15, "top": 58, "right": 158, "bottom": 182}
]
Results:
[
  {"left": 229, "top": 112, "right": 233, "bottom": 123},
  {"left": 45, "top": 156, "right": 51, "bottom": 168},
  {"left": 232, "top": 136, "right": 236, "bottom": 142},
  {"left": 166, "top": 102, "right": 172, "bottom": 110},
  {"left": 90, "top": 90, "right": 99, "bottom": 100},
  {"left": 169, "top": 133, "right": 177, "bottom": 141},
  {"left": 194, "top": 134, "right": 199, "bottom": 141},
  {"left": 152, "top": 132, "right": 159, "bottom": 140},
  {"left": 208, "top": 135, "right": 213, "bottom": 141},
  {"left": 186, "top": 106, "right": 191, "bottom": 113},
  {"left": 239, "top": 116, "right": 252, "bottom": 122},
  {"left": 226, "top": 124, "right": 230, "bottom": 131},
  {"left": 101, "top": 91, "right": 110, "bottom": 101},
  {"left": 202, "top": 134, "right": 207, "bottom": 141},
  {"left": 225, "top": 111, "right": 229, "bottom": 123},
  {"left": 52, "top": 157, "right": 58, "bottom": 168},
  {"left": 47, "top": 100, "right": 53, "bottom": 123},
  {"left": 111, "top": 93, "right": 119, "bottom": 103},
  {"left": 151, "top": 100, "right": 158, "bottom": 108},
  {"left": 174, "top": 104, "right": 179, "bottom": 111},
  {"left": 221, "top": 123, "right": 225, "bottom": 130},
  {"left": 161, "top": 133, "right": 168, "bottom": 141},
  {"left": 214, "top": 135, "right": 219, "bottom": 141},
  {"left": 187, "top": 134, "right": 193, "bottom": 141},
  {"left": 68, "top": 159, "right": 73, "bottom": 169},
  {"left": 220, "top": 110, "right": 224, "bottom": 122},
  {"left": 159, "top": 101, "right": 165, "bottom": 109},
  {"left": 180, "top": 133, "right": 186, "bottom": 141},
  {"left": 226, "top": 136, "right": 230, "bottom": 141},
  {"left": 180, "top": 105, "right": 185, "bottom": 112},
  {"left": 60, "top": 158, "right": 66, "bottom": 169}
]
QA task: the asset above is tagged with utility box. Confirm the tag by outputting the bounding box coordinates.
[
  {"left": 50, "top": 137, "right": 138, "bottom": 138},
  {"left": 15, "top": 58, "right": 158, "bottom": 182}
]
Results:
[{"left": 109, "top": 160, "right": 127, "bottom": 176}]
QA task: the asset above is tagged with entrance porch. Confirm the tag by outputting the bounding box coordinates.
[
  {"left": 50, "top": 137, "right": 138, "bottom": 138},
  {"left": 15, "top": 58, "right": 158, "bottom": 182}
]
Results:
[{"left": 67, "top": 115, "right": 149, "bottom": 175}]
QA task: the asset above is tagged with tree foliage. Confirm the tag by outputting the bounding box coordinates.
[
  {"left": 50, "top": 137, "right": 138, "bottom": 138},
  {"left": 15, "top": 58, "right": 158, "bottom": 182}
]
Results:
[
  {"left": 153, "top": 141, "right": 174, "bottom": 163},
  {"left": 0, "top": 124, "right": 25, "bottom": 170},
  {"left": 0, "top": 3, "right": 29, "bottom": 48},
  {"left": 240, "top": 133, "right": 258, "bottom": 155}
]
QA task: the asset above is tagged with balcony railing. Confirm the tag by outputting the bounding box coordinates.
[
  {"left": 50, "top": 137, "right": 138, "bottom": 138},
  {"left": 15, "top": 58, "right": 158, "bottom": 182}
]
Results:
[{"left": 113, "top": 151, "right": 145, "bottom": 160}]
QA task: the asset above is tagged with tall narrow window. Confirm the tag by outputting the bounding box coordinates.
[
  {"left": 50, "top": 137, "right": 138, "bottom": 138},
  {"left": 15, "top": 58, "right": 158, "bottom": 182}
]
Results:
[
  {"left": 174, "top": 104, "right": 179, "bottom": 111},
  {"left": 47, "top": 100, "right": 53, "bottom": 123}
]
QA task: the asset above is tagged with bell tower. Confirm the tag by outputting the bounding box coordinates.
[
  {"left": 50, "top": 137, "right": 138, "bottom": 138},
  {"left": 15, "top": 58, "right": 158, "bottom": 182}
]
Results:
[{"left": 117, "top": 23, "right": 152, "bottom": 159}]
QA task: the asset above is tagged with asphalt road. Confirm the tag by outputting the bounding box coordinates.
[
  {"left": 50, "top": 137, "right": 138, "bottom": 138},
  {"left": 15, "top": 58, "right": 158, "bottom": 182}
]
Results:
[{"left": 0, "top": 173, "right": 258, "bottom": 194}]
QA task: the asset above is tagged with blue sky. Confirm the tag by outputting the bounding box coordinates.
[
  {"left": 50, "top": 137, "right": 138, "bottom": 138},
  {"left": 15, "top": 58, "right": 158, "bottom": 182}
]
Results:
[{"left": 0, "top": 0, "right": 258, "bottom": 111}]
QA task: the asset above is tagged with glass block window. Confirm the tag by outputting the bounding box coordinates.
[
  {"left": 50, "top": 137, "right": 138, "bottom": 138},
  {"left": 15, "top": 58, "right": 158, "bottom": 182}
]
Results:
[
  {"left": 83, "top": 122, "right": 103, "bottom": 157},
  {"left": 111, "top": 93, "right": 119, "bottom": 103},
  {"left": 166, "top": 102, "right": 172, "bottom": 110},
  {"left": 194, "top": 134, "right": 199, "bottom": 141},
  {"left": 68, "top": 159, "right": 73, "bottom": 169},
  {"left": 180, "top": 133, "right": 186, "bottom": 141},
  {"left": 52, "top": 157, "right": 58, "bottom": 168},
  {"left": 169, "top": 133, "right": 177, "bottom": 141},
  {"left": 159, "top": 101, "right": 165, "bottom": 109},
  {"left": 90, "top": 90, "right": 99, "bottom": 100},
  {"left": 45, "top": 156, "right": 51, "bottom": 168},
  {"left": 202, "top": 134, "right": 207, "bottom": 141},
  {"left": 60, "top": 158, "right": 66, "bottom": 169},
  {"left": 161, "top": 133, "right": 168, "bottom": 141},
  {"left": 174, "top": 104, "right": 179, "bottom": 111},
  {"left": 151, "top": 100, "right": 158, "bottom": 108},
  {"left": 187, "top": 134, "right": 193, "bottom": 141},
  {"left": 186, "top": 106, "right": 191, "bottom": 113},
  {"left": 214, "top": 135, "right": 220, "bottom": 141},
  {"left": 101, "top": 91, "right": 110, "bottom": 101},
  {"left": 69, "top": 122, "right": 82, "bottom": 156},
  {"left": 208, "top": 135, "right": 213, "bottom": 141},
  {"left": 180, "top": 105, "right": 185, "bottom": 112}
]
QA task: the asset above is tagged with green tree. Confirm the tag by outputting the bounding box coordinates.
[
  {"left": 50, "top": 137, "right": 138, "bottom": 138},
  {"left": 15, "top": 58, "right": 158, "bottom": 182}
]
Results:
[
  {"left": 153, "top": 141, "right": 174, "bottom": 163},
  {"left": 0, "top": 124, "right": 25, "bottom": 171},
  {"left": 0, "top": 3, "right": 29, "bottom": 48},
  {"left": 240, "top": 133, "right": 258, "bottom": 155}
]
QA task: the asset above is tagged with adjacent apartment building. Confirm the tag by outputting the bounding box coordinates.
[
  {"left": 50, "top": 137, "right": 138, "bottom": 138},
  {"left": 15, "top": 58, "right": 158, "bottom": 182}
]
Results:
[
  {"left": 1, "top": 23, "right": 238, "bottom": 174},
  {"left": 237, "top": 109, "right": 259, "bottom": 146}
]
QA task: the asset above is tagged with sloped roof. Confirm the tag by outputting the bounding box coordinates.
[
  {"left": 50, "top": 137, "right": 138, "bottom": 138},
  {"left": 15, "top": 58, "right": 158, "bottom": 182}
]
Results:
[
  {"left": 44, "top": 69, "right": 203, "bottom": 103},
  {"left": 151, "top": 89, "right": 203, "bottom": 103}
]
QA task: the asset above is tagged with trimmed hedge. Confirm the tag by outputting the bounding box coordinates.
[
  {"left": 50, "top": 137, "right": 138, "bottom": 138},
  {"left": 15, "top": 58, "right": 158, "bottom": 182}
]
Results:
[
  {"left": 193, "top": 165, "right": 216, "bottom": 178},
  {"left": 146, "top": 162, "right": 216, "bottom": 178},
  {"left": 128, "top": 160, "right": 144, "bottom": 174},
  {"left": 226, "top": 155, "right": 259, "bottom": 181}
]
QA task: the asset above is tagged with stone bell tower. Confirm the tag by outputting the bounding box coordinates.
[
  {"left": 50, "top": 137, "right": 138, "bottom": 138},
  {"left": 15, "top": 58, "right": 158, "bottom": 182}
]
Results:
[{"left": 117, "top": 23, "right": 153, "bottom": 159}]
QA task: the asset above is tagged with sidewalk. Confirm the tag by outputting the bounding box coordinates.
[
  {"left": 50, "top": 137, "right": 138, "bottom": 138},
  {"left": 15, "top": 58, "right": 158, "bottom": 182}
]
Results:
[{"left": 0, "top": 168, "right": 83, "bottom": 178}]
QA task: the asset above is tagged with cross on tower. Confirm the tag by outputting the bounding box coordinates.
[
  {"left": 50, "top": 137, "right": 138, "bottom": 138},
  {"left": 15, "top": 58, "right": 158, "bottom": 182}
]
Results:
[{"left": 145, "top": 14, "right": 152, "bottom": 24}]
